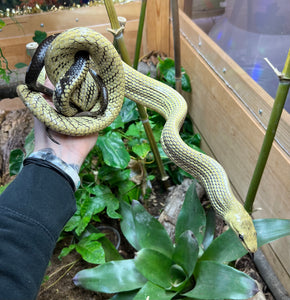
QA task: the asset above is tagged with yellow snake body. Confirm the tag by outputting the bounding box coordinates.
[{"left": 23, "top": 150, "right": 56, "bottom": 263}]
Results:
[{"left": 17, "top": 27, "right": 257, "bottom": 253}]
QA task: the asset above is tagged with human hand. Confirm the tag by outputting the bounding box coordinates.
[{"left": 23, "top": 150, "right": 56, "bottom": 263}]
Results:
[{"left": 33, "top": 79, "right": 98, "bottom": 169}]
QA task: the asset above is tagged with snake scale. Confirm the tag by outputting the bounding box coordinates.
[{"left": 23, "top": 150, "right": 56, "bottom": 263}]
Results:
[{"left": 17, "top": 27, "right": 257, "bottom": 253}]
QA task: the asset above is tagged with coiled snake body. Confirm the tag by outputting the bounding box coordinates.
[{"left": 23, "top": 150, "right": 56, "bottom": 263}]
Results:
[{"left": 17, "top": 27, "right": 257, "bottom": 253}]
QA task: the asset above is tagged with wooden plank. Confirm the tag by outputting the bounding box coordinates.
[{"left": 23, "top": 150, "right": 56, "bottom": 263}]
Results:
[
  {"left": 175, "top": 12, "right": 290, "bottom": 292},
  {"left": 178, "top": 9, "right": 290, "bottom": 156},
  {"left": 0, "top": 2, "right": 141, "bottom": 68},
  {"left": 145, "top": 0, "right": 170, "bottom": 55}
]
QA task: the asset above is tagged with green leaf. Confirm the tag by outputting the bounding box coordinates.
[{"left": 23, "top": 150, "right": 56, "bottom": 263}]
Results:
[
  {"left": 120, "top": 201, "right": 141, "bottom": 250},
  {"left": 0, "top": 19, "right": 5, "bottom": 29},
  {"left": 184, "top": 261, "right": 258, "bottom": 299},
  {"left": 175, "top": 181, "right": 206, "bottom": 245},
  {"left": 9, "top": 149, "right": 24, "bottom": 175},
  {"left": 89, "top": 185, "right": 121, "bottom": 219},
  {"left": 135, "top": 248, "right": 174, "bottom": 289},
  {"left": 106, "top": 115, "right": 124, "bottom": 130},
  {"left": 181, "top": 69, "right": 192, "bottom": 92},
  {"left": 200, "top": 227, "right": 247, "bottom": 263},
  {"left": 255, "top": 218, "right": 290, "bottom": 246},
  {"left": 132, "top": 143, "right": 151, "bottom": 159},
  {"left": 132, "top": 200, "right": 174, "bottom": 258},
  {"left": 173, "top": 230, "right": 199, "bottom": 277},
  {"left": 24, "top": 129, "right": 35, "bottom": 156},
  {"left": 76, "top": 233, "right": 106, "bottom": 264},
  {"left": 58, "top": 244, "right": 76, "bottom": 260},
  {"left": 201, "top": 208, "right": 216, "bottom": 251},
  {"left": 134, "top": 281, "right": 176, "bottom": 300},
  {"left": 120, "top": 97, "right": 139, "bottom": 123},
  {"left": 118, "top": 180, "right": 140, "bottom": 203},
  {"left": 201, "top": 218, "right": 290, "bottom": 263},
  {"left": 98, "top": 166, "right": 130, "bottom": 186},
  {"left": 126, "top": 122, "right": 145, "bottom": 138},
  {"left": 0, "top": 183, "right": 10, "bottom": 195},
  {"left": 84, "top": 224, "right": 123, "bottom": 261},
  {"left": 97, "top": 131, "right": 130, "bottom": 169},
  {"left": 111, "top": 291, "right": 138, "bottom": 300},
  {"left": 14, "top": 62, "right": 27, "bottom": 69},
  {"left": 33, "top": 30, "right": 47, "bottom": 44},
  {"left": 74, "top": 259, "right": 146, "bottom": 293}
]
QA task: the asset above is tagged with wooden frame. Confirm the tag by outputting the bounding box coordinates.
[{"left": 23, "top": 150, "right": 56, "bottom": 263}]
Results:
[
  {"left": 0, "top": 2, "right": 141, "bottom": 68},
  {"left": 145, "top": 0, "right": 290, "bottom": 292}
]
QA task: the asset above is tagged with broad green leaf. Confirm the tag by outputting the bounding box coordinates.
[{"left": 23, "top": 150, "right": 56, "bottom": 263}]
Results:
[
  {"left": 111, "top": 291, "right": 138, "bottom": 300},
  {"left": 98, "top": 166, "right": 130, "bottom": 186},
  {"left": 255, "top": 218, "right": 290, "bottom": 246},
  {"left": 64, "top": 215, "right": 81, "bottom": 232},
  {"left": 88, "top": 185, "right": 121, "bottom": 219},
  {"left": 74, "top": 259, "right": 146, "bottom": 293},
  {"left": 97, "top": 131, "right": 130, "bottom": 169},
  {"left": 120, "top": 200, "right": 141, "bottom": 250},
  {"left": 201, "top": 208, "right": 216, "bottom": 251},
  {"left": 126, "top": 122, "right": 145, "bottom": 138},
  {"left": 84, "top": 224, "right": 123, "bottom": 261},
  {"left": 132, "top": 200, "right": 174, "bottom": 258},
  {"left": 118, "top": 180, "right": 140, "bottom": 203},
  {"left": 200, "top": 227, "right": 247, "bottom": 263},
  {"left": 134, "top": 281, "right": 176, "bottom": 300},
  {"left": 135, "top": 248, "right": 174, "bottom": 289},
  {"left": 175, "top": 181, "right": 206, "bottom": 245},
  {"left": 76, "top": 233, "right": 106, "bottom": 264},
  {"left": 132, "top": 143, "right": 151, "bottom": 159},
  {"left": 201, "top": 218, "right": 290, "bottom": 263},
  {"left": 184, "top": 261, "right": 258, "bottom": 299},
  {"left": 106, "top": 115, "right": 124, "bottom": 130},
  {"left": 33, "top": 30, "right": 47, "bottom": 44},
  {"left": 173, "top": 230, "right": 199, "bottom": 277},
  {"left": 9, "top": 148, "right": 24, "bottom": 175},
  {"left": 120, "top": 97, "right": 139, "bottom": 123}
]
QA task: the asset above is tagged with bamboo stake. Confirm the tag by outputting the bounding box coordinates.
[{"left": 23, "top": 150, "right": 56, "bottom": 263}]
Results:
[
  {"left": 244, "top": 50, "right": 290, "bottom": 214},
  {"left": 104, "top": 0, "right": 168, "bottom": 181},
  {"left": 171, "top": 0, "right": 182, "bottom": 93}
]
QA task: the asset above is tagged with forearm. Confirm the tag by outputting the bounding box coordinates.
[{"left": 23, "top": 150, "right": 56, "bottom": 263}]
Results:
[{"left": 0, "top": 163, "right": 76, "bottom": 300}]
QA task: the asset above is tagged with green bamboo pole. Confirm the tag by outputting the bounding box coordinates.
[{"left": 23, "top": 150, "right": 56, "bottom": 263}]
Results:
[
  {"left": 132, "top": 0, "right": 147, "bottom": 70},
  {"left": 104, "top": 0, "right": 168, "bottom": 181},
  {"left": 244, "top": 50, "right": 290, "bottom": 213},
  {"left": 171, "top": 0, "right": 182, "bottom": 93}
]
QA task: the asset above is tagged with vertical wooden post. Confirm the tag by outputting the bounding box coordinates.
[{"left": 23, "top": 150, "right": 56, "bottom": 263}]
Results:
[{"left": 145, "top": 0, "right": 170, "bottom": 54}]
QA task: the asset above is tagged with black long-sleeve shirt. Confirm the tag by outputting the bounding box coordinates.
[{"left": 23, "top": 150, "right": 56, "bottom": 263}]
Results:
[{"left": 0, "top": 163, "right": 76, "bottom": 300}]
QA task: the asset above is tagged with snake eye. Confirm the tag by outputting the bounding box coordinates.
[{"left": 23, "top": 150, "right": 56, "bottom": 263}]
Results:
[{"left": 238, "top": 234, "right": 245, "bottom": 242}]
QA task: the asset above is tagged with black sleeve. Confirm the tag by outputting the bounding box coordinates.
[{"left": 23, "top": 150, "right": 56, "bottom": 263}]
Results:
[{"left": 0, "top": 163, "right": 77, "bottom": 300}]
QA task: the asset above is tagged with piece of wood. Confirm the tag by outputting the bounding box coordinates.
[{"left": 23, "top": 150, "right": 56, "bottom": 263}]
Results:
[
  {"left": 0, "top": 2, "right": 141, "bottom": 68},
  {"left": 145, "top": 0, "right": 170, "bottom": 54},
  {"left": 171, "top": 11, "right": 290, "bottom": 292}
]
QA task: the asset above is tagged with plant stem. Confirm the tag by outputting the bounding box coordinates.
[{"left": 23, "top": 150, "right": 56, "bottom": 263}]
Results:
[
  {"left": 104, "top": 0, "right": 168, "bottom": 181},
  {"left": 171, "top": 0, "right": 182, "bottom": 93},
  {"left": 132, "top": 0, "right": 147, "bottom": 70},
  {"left": 244, "top": 50, "right": 290, "bottom": 213}
]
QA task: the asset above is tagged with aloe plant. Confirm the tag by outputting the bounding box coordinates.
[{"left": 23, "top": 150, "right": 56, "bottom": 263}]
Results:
[{"left": 73, "top": 180, "right": 290, "bottom": 299}]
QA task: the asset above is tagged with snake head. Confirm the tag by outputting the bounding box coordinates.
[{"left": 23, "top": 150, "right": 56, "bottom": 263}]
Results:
[{"left": 225, "top": 207, "right": 258, "bottom": 253}]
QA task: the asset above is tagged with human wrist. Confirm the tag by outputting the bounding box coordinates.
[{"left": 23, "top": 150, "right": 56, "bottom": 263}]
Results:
[{"left": 26, "top": 148, "right": 81, "bottom": 190}]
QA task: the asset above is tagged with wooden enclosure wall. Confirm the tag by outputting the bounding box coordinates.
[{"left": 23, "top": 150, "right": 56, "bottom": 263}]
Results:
[
  {"left": 0, "top": 2, "right": 141, "bottom": 69},
  {"left": 145, "top": 0, "right": 290, "bottom": 292}
]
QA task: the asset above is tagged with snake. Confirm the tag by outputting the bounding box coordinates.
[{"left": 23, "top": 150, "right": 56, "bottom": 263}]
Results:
[{"left": 17, "top": 27, "right": 257, "bottom": 253}]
